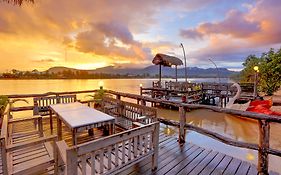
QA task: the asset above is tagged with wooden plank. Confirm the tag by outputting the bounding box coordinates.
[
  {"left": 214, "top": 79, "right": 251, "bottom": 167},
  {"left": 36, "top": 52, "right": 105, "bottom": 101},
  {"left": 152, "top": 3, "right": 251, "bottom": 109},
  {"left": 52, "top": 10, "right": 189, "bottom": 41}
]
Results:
[
  {"left": 199, "top": 153, "right": 225, "bottom": 175},
  {"left": 210, "top": 155, "right": 232, "bottom": 175},
  {"left": 188, "top": 151, "right": 218, "bottom": 175},
  {"left": 158, "top": 146, "right": 204, "bottom": 175},
  {"left": 223, "top": 158, "right": 242, "bottom": 174},
  {"left": 247, "top": 165, "right": 258, "bottom": 175},
  {"left": 151, "top": 144, "right": 197, "bottom": 175},
  {"left": 177, "top": 149, "right": 211, "bottom": 174},
  {"left": 235, "top": 161, "right": 251, "bottom": 175}
]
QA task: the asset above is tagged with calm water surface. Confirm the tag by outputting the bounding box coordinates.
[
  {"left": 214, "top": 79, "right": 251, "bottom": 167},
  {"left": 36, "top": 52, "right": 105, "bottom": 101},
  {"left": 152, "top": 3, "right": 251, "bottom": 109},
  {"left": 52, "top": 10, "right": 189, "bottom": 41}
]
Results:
[{"left": 1, "top": 79, "right": 280, "bottom": 172}]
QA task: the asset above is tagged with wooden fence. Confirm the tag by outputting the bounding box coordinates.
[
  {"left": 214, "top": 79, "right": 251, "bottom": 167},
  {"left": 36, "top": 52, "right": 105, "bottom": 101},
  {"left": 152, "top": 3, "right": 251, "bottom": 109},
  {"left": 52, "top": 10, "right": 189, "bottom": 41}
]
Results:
[{"left": 4, "top": 88, "right": 281, "bottom": 174}]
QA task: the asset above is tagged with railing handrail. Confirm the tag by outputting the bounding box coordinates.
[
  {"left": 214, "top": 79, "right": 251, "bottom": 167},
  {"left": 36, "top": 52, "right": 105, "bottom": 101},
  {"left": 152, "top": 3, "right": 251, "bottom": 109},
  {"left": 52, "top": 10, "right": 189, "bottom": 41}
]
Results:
[
  {"left": 4, "top": 88, "right": 280, "bottom": 173},
  {"left": 4, "top": 89, "right": 281, "bottom": 123}
]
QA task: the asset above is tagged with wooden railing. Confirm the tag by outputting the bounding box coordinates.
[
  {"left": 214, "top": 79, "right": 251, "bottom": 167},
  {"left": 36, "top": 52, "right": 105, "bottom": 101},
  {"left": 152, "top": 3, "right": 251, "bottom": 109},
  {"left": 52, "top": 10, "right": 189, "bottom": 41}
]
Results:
[{"left": 3, "top": 89, "right": 281, "bottom": 174}]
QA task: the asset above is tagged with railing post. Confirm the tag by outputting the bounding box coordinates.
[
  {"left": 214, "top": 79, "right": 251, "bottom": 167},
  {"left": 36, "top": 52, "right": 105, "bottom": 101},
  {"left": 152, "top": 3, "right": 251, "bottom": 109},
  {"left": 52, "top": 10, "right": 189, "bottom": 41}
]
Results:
[
  {"left": 178, "top": 106, "right": 186, "bottom": 144},
  {"left": 116, "top": 94, "right": 121, "bottom": 100},
  {"left": 258, "top": 119, "right": 270, "bottom": 175}
]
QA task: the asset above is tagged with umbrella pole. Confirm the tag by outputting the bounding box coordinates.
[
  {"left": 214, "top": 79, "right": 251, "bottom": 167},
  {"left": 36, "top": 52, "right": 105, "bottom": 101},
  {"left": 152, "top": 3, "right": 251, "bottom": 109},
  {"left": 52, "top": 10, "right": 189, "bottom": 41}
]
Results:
[
  {"left": 175, "top": 65, "right": 178, "bottom": 82},
  {"left": 159, "top": 64, "right": 161, "bottom": 84}
]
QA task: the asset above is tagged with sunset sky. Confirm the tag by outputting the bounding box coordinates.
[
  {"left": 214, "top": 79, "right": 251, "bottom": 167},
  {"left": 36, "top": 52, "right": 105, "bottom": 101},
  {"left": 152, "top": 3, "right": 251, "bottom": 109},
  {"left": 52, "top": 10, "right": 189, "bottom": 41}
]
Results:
[{"left": 0, "top": 0, "right": 280, "bottom": 72}]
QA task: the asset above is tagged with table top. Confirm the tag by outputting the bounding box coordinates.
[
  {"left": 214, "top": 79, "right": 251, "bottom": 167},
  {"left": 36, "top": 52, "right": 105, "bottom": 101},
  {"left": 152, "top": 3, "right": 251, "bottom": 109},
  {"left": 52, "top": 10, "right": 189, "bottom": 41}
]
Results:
[{"left": 50, "top": 102, "right": 115, "bottom": 128}]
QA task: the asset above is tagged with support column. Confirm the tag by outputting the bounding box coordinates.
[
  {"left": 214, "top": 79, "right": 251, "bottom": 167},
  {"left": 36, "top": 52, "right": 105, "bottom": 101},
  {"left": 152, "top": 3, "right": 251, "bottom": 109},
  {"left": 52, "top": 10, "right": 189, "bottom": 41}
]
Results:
[{"left": 178, "top": 106, "right": 186, "bottom": 144}]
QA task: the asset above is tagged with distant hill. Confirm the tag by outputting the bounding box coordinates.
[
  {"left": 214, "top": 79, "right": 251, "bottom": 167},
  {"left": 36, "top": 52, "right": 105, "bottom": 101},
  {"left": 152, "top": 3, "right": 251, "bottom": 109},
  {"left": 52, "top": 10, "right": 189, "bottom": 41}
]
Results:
[{"left": 46, "top": 65, "right": 238, "bottom": 78}]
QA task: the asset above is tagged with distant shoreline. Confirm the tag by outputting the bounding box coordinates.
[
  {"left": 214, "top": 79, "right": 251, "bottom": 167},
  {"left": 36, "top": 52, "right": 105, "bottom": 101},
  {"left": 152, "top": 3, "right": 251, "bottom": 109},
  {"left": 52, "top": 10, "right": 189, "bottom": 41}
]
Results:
[{"left": 0, "top": 77, "right": 232, "bottom": 80}]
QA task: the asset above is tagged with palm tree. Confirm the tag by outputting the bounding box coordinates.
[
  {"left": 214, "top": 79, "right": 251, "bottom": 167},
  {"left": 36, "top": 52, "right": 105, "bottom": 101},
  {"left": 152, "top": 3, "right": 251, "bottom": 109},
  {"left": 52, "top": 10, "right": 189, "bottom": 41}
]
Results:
[{"left": 3, "top": 0, "right": 34, "bottom": 6}]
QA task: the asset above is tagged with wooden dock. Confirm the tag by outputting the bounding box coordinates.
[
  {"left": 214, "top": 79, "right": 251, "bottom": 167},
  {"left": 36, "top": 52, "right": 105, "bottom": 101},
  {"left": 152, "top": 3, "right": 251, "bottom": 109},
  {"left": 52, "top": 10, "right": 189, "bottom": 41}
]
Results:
[{"left": 1, "top": 117, "right": 278, "bottom": 175}]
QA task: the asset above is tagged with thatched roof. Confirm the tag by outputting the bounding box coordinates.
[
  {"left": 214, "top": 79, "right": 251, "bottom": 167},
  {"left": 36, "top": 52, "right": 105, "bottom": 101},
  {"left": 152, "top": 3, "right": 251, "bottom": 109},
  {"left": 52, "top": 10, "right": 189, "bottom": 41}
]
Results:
[
  {"left": 3, "top": 0, "right": 34, "bottom": 6},
  {"left": 152, "top": 53, "right": 183, "bottom": 67}
]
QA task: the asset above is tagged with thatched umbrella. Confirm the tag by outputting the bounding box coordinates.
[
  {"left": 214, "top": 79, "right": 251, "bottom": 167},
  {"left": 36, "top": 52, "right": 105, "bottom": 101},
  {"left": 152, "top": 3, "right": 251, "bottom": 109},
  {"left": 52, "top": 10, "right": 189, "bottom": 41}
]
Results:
[
  {"left": 152, "top": 53, "right": 183, "bottom": 83},
  {"left": 3, "top": 0, "right": 34, "bottom": 6}
]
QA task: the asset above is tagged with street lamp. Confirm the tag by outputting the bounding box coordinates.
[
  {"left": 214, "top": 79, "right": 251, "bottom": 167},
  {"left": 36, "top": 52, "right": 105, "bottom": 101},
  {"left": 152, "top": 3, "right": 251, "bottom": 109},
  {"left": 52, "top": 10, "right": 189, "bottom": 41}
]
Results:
[
  {"left": 209, "top": 58, "right": 221, "bottom": 84},
  {"left": 253, "top": 66, "right": 259, "bottom": 98},
  {"left": 180, "top": 43, "right": 187, "bottom": 83}
]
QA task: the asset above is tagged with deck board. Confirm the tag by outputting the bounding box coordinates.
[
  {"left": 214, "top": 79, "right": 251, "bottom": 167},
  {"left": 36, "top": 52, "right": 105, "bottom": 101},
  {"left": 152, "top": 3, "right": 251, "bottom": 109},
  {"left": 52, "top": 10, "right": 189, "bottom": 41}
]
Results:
[{"left": 1, "top": 117, "right": 280, "bottom": 175}]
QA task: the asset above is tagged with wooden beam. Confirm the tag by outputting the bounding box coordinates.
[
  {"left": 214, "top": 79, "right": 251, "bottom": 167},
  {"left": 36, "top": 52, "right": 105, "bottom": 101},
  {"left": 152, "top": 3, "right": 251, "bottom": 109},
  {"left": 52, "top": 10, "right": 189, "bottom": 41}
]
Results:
[{"left": 258, "top": 120, "right": 270, "bottom": 174}]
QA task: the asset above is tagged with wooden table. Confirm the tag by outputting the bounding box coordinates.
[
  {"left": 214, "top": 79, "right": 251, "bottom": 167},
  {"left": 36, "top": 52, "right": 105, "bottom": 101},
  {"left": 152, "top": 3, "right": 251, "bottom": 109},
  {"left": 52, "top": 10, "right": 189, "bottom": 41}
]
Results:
[{"left": 50, "top": 102, "right": 115, "bottom": 145}]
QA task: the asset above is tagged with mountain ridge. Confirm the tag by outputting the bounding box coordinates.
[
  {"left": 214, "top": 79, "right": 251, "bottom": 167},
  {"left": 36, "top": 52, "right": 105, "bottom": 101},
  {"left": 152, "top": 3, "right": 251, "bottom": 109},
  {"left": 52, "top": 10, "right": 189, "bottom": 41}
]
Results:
[{"left": 45, "top": 65, "right": 238, "bottom": 78}]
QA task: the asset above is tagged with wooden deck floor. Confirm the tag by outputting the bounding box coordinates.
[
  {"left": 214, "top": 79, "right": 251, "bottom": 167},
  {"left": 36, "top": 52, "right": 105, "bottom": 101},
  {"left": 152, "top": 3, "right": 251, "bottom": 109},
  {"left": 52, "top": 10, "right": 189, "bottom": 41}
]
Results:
[
  {"left": 1, "top": 117, "right": 279, "bottom": 175},
  {"left": 119, "top": 132, "right": 280, "bottom": 175}
]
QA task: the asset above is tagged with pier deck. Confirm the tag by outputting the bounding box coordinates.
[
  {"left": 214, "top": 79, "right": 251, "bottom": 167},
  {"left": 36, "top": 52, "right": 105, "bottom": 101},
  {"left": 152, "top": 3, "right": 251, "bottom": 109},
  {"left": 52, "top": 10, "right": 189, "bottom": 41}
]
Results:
[{"left": 0, "top": 117, "right": 279, "bottom": 175}]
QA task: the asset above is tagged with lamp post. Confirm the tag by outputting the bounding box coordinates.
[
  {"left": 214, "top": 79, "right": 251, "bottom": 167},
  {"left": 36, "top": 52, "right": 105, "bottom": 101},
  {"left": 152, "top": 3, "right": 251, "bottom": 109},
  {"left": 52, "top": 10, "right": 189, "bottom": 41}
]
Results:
[
  {"left": 98, "top": 81, "right": 104, "bottom": 90},
  {"left": 208, "top": 58, "right": 220, "bottom": 84},
  {"left": 180, "top": 43, "right": 187, "bottom": 83},
  {"left": 253, "top": 66, "right": 259, "bottom": 98}
]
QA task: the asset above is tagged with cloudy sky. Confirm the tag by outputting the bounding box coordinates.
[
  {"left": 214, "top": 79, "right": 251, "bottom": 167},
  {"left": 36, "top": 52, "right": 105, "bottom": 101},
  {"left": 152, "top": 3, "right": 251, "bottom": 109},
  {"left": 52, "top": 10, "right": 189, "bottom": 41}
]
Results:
[{"left": 0, "top": 0, "right": 280, "bottom": 72}]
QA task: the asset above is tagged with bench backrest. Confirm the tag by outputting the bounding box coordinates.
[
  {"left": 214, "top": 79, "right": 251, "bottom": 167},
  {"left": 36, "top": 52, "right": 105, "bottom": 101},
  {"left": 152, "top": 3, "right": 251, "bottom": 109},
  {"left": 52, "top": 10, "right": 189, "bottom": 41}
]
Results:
[
  {"left": 33, "top": 95, "right": 77, "bottom": 115},
  {"left": 122, "top": 100, "right": 157, "bottom": 124},
  {"left": 101, "top": 97, "right": 157, "bottom": 129},
  {"left": 65, "top": 122, "right": 159, "bottom": 175},
  {"left": 0, "top": 104, "right": 10, "bottom": 175}
]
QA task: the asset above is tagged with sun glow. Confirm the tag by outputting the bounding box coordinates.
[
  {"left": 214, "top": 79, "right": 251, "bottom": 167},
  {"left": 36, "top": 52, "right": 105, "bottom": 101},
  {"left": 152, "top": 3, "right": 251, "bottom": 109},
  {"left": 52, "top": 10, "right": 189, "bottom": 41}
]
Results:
[{"left": 74, "top": 62, "right": 108, "bottom": 70}]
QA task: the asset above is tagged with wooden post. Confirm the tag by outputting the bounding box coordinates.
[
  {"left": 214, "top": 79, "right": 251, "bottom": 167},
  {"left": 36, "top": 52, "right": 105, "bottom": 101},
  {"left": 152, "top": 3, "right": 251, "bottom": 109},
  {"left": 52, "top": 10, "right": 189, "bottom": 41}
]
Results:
[
  {"left": 66, "top": 149, "right": 78, "bottom": 175},
  {"left": 152, "top": 122, "right": 160, "bottom": 170},
  {"left": 258, "top": 120, "right": 270, "bottom": 175},
  {"left": 116, "top": 94, "right": 121, "bottom": 100},
  {"left": 141, "top": 100, "right": 146, "bottom": 106},
  {"left": 38, "top": 117, "right": 43, "bottom": 137},
  {"left": 178, "top": 106, "right": 186, "bottom": 144},
  {"left": 140, "top": 86, "right": 143, "bottom": 96}
]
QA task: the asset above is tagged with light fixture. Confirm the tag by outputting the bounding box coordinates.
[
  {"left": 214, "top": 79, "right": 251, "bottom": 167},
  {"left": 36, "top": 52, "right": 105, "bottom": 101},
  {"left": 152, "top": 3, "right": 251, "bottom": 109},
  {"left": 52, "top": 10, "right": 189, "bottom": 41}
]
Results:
[
  {"left": 139, "top": 83, "right": 143, "bottom": 87},
  {"left": 254, "top": 66, "right": 259, "bottom": 71}
]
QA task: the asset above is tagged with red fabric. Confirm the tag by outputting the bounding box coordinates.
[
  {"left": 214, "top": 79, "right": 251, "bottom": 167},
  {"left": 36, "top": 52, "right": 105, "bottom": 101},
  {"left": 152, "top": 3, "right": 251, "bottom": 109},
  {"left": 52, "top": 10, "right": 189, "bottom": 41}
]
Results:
[
  {"left": 246, "top": 105, "right": 281, "bottom": 116},
  {"left": 249, "top": 99, "right": 272, "bottom": 109}
]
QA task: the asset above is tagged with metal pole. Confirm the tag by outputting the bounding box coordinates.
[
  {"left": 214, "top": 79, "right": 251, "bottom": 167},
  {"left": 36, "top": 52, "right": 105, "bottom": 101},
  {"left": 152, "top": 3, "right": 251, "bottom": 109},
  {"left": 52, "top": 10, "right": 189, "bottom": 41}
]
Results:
[
  {"left": 209, "top": 59, "right": 221, "bottom": 83},
  {"left": 254, "top": 71, "right": 257, "bottom": 98},
  {"left": 180, "top": 43, "right": 187, "bottom": 83},
  {"left": 175, "top": 65, "right": 178, "bottom": 82}
]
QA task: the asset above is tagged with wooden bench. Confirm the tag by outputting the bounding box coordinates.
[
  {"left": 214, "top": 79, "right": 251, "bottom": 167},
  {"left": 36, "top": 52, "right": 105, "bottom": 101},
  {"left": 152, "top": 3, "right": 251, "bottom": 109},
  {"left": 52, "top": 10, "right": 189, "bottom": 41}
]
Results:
[
  {"left": 34, "top": 94, "right": 77, "bottom": 133},
  {"left": 55, "top": 122, "right": 160, "bottom": 175},
  {"left": 101, "top": 97, "right": 157, "bottom": 129},
  {"left": 0, "top": 105, "right": 57, "bottom": 175}
]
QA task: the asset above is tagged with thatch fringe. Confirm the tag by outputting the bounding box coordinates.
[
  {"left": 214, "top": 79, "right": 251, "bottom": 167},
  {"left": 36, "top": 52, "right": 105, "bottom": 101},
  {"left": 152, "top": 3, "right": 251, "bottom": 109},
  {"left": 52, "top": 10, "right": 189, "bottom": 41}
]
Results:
[{"left": 2, "top": 0, "right": 34, "bottom": 6}]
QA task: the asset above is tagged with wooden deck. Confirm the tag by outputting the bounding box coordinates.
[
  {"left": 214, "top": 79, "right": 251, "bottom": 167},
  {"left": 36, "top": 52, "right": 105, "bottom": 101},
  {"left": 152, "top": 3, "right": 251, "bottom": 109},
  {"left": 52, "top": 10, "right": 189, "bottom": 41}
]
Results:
[
  {"left": 119, "top": 132, "right": 279, "bottom": 175},
  {"left": 1, "top": 117, "right": 279, "bottom": 175}
]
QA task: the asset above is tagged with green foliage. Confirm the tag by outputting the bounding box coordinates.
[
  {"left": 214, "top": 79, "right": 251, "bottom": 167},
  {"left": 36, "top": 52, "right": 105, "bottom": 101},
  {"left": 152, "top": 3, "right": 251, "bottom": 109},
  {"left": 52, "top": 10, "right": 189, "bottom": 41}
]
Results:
[
  {"left": 240, "top": 48, "right": 281, "bottom": 95},
  {"left": 0, "top": 95, "right": 8, "bottom": 116}
]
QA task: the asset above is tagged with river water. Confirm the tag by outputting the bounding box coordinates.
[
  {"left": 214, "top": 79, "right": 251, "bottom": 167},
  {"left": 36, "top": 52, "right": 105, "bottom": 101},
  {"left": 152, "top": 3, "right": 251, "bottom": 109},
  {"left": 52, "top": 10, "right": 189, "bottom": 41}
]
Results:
[{"left": 1, "top": 79, "right": 280, "bottom": 173}]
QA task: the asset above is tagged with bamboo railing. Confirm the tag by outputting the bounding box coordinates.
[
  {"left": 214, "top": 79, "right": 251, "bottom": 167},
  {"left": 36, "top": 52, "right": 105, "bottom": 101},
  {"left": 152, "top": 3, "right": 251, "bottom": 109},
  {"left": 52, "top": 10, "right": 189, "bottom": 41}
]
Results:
[{"left": 4, "top": 89, "right": 281, "bottom": 174}]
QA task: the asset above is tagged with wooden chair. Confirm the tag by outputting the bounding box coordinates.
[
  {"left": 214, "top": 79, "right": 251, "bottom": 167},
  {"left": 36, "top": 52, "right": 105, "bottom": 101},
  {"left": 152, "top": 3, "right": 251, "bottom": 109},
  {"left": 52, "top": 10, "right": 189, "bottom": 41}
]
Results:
[
  {"left": 0, "top": 106, "right": 57, "bottom": 175},
  {"left": 55, "top": 122, "right": 160, "bottom": 175},
  {"left": 34, "top": 94, "right": 77, "bottom": 133}
]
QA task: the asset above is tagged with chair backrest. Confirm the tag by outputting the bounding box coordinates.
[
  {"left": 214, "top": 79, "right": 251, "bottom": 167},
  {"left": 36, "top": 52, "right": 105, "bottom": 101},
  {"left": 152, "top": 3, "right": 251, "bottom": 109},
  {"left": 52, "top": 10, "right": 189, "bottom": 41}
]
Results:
[
  {"left": 57, "top": 94, "right": 77, "bottom": 104},
  {"left": 33, "top": 96, "right": 58, "bottom": 115},
  {"left": 33, "top": 95, "right": 77, "bottom": 115},
  {"left": 65, "top": 122, "right": 159, "bottom": 175}
]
